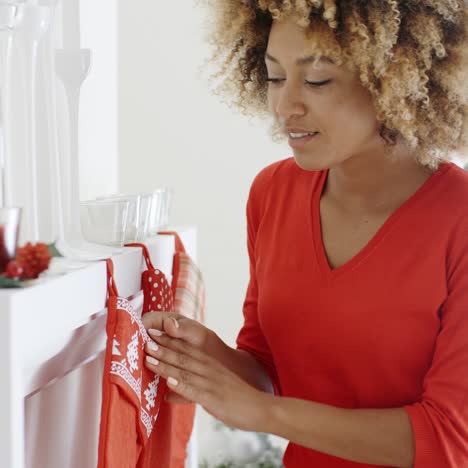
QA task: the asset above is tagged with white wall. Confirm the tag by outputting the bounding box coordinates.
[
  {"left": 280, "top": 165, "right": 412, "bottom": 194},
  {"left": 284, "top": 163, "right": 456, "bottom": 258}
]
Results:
[
  {"left": 79, "top": 0, "right": 118, "bottom": 201},
  {"left": 117, "top": 0, "right": 291, "bottom": 457}
]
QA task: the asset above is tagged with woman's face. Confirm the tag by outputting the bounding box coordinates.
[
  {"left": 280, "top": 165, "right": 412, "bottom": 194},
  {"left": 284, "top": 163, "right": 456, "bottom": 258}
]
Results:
[{"left": 266, "top": 19, "right": 384, "bottom": 171}]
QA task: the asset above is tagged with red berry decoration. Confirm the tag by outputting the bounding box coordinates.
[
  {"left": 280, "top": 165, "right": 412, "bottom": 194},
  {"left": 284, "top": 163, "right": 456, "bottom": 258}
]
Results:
[
  {"left": 16, "top": 242, "right": 51, "bottom": 279},
  {"left": 5, "top": 260, "right": 24, "bottom": 279}
]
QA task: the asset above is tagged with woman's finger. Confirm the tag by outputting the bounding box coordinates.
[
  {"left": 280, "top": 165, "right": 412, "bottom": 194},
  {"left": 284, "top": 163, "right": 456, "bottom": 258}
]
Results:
[
  {"left": 141, "top": 311, "right": 185, "bottom": 333},
  {"left": 145, "top": 340, "right": 209, "bottom": 378},
  {"left": 148, "top": 330, "right": 212, "bottom": 365},
  {"left": 162, "top": 316, "right": 181, "bottom": 337},
  {"left": 145, "top": 315, "right": 209, "bottom": 349},
  {"left": 145, "top": 355, "right": 211, "bottom": 405}
]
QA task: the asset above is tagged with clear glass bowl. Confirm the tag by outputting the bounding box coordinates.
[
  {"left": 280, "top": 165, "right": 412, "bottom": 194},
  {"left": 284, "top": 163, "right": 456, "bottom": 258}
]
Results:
[
  {"left": 93, "top": 188, "right": 173, "bottom": 242},
  {"left": 80, "top": 199, "right": 129, "bottom": 247},
  {"left": 152, "top": 187, "right": 173, "bottom": 230},
  {"left": 95, "top": 194, "right": 141, "bottom": 243},
  {"left": 136, "top": 193, "right": 152, "bottom": 241},
  {"left": 147, "top": 191, "right": 163, "bottom": 237}
]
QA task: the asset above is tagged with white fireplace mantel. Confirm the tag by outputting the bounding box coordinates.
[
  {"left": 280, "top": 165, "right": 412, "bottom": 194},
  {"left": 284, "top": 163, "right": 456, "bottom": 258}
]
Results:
[{"left": 0, "top": 226, "right": 198, "bottom": 468}]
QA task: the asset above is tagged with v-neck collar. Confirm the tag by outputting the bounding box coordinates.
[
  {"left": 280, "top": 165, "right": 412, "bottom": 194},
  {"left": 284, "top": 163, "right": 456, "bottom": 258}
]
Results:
[{"left": 310, "top": 162, "right": 453, "bottom": 281}]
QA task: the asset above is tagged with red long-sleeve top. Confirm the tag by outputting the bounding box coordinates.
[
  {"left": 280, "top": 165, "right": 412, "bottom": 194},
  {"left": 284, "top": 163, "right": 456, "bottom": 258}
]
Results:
[{"left": 236, "top": 157, "right": 468, "bottom": 467}]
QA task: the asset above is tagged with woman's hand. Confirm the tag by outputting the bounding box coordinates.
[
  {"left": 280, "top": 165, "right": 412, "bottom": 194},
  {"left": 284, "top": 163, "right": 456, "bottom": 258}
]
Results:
[
  {"left": 141, "top": 311, "right": 210, "bottom": 404},
  {"left": 142, "top": 314, "right": 270, "bottom": 433},
  {"left": 142, "top": 311, "right": 210, "bottom": 350}
]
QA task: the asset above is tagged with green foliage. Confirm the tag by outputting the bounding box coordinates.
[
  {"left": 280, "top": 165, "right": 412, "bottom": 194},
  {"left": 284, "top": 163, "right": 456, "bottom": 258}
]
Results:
[
  {"left": 0, "top": 276, "right": 23, "bottom": 288},
  {"left": 199, "top": 423, "right": 284, "bottom": 468},
  {"left": 47, "top": 242, "right": 63, "bottom": 258}
]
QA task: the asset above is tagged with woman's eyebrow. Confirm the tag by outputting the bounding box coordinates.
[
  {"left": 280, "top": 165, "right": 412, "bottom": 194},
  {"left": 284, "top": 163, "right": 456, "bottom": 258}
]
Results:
[{"left": 265, "top": 51, "right": 334, "bottom": 65}]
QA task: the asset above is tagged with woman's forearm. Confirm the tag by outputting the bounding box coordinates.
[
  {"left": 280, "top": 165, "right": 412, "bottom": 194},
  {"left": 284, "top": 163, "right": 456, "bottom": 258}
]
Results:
[
  {"left": 205, "top": 330, "right": 274, "bottom": 394},
  {"left": 259, "top": 395, "right": 415, "bottom": 468}
]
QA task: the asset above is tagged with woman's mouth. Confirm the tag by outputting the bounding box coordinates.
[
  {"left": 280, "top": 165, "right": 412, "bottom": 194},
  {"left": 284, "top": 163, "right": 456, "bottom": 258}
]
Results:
[{"left": 288, "top": 132, "right": 319, "bottom": 149}]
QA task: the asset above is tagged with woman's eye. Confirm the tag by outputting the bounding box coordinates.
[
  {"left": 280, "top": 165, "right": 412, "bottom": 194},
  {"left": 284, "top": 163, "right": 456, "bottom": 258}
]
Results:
[
  {"left": 305, "top": 79, "right": 332, "bottom": 87},
  {"left": 266, "top": 78, "right": 284, "bottom": 85},
  {"left": 266, "top": 78, "right": 332, "bottom": 87}
]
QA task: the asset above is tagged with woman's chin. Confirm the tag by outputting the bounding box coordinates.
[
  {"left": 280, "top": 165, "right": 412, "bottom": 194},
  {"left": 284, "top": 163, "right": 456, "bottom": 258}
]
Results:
[{"left": 292, "top": 152, "right": 329, "bottom": 172}]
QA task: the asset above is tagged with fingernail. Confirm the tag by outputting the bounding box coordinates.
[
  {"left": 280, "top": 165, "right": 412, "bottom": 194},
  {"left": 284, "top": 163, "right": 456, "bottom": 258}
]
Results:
[
  {"left": 171, "top": 318, "right": 179, "bottom": 329},
  {"left": 167, "top": 376, "right": 178, "bottom": 386},
  {"left": 149, "top": 329, "right": 163, "bottom": 337},
  {"left": 146, "top": 356, "right": 159, "bottom": 366},
  {"left": 148, "top": 342, "right": 159, "bottom": 352}
]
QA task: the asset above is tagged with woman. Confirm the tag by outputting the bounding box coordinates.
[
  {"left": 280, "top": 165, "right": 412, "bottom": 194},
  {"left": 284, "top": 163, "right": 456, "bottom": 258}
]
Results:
[{"left": 143, "top": 1, "right": 468, "bottom": 467}]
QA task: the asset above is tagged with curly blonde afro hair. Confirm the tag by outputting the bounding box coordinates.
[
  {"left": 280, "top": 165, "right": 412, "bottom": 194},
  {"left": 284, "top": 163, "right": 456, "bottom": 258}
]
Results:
[{"left": 197, "top": 0, "right": 468, "bottom": 169}]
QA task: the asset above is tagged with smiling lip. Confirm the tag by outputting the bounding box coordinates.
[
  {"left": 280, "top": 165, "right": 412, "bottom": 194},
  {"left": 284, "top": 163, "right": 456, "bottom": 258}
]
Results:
[
  {"left": 288, "top": 132, "right": 319, "bottom": 149},
  {"left": 286, "top": 128, "right": 318, "bottom": 133}
]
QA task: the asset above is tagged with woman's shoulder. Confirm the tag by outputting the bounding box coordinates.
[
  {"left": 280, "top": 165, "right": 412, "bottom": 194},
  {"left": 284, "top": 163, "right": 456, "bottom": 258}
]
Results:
[
  {"left": 438, "top": 161, "right": 468, "bottom": 210},
  {"left": 443, "top": 161, "right": 468, "bottom": 188},
  {"left": 250, "top": 156, "right": 319, "bottom": 192},
  {"left": 251, "top": 156, "right": 294, "bottom": 182}
]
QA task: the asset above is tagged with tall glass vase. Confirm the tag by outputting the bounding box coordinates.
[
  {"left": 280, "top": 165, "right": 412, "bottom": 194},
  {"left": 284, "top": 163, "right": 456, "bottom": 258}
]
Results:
[
  {"left": 17, "top": 0, "right": 58, "bottom": 242},
  {"left": 52, "top": 0, "right": 118, "bottom": 259},
  {"left": 0, "top": 0, "right": 26, "bottom": 208}
]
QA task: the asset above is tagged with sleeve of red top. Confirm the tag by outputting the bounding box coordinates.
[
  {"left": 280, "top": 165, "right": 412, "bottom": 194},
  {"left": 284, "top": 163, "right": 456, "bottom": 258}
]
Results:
[
  {"left": 236, "top": 164, "right": 281, "bottom": 396},
  {"left": 403, "top": 214, "right": 468, "bottom": 467}
]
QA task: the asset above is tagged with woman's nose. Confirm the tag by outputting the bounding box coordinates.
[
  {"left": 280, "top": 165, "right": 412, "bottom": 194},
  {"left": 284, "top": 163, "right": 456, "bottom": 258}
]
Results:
[{"left": 274, "top": 84, "right": 307, "bottom": 119}]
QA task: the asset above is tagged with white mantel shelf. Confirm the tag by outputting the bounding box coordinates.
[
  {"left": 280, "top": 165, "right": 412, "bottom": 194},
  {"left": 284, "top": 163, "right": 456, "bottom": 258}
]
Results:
[{"left": 0, "top": 226, "right": 198, "bottom": 468}]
